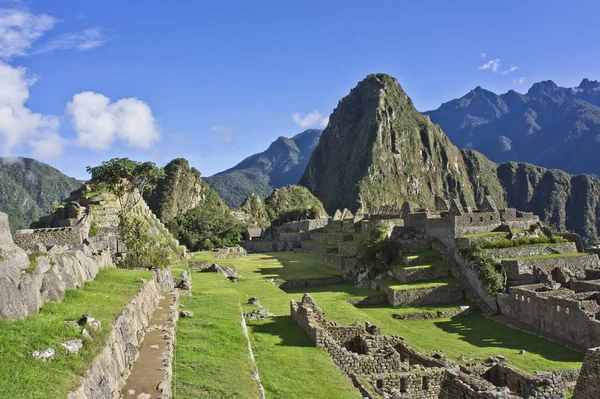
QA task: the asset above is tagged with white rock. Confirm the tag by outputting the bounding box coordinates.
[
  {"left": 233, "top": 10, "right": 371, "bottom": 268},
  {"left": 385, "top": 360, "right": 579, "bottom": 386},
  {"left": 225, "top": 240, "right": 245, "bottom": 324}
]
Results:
[
  {"left": 137, "top": 393, "right": 151, "bottom": 399},
  {"left": 61, "top": 339, "right": 83, "bottom": 354},
  {"left": 31, "top": 348, "right": 55, "bottom": 362}
]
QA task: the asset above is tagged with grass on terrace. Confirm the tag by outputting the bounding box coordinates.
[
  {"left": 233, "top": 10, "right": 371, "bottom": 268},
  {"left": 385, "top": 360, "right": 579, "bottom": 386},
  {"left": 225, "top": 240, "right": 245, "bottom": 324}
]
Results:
[
  {"left": 502, "top": 253, "right": 587, "bottom": 261},
  {"left": 0, "top": 268, "right": 152, "bottom": 399},
  {"left": 191, "top": 251, "right": 345, "bottom": 281},
  {"left": 391, "top": 259, "right": 447, "bottom": 270},
  {"left": 181, "top": 251, "right": 582, "bottom": 377},
  {"left": 460, "top": 231, "right": 509, "bottom": 239},
  {"left": 378, "top": 277, "right": 457, "bottom": 291},
  {"left": 302, "top": 239, "right": 338, "bottom": 248}
]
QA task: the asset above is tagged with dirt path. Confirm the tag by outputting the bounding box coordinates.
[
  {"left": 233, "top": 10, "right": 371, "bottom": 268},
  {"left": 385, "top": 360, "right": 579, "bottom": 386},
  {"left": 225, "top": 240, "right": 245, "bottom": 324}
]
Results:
[{"left": 121, "top": 290, "right": 178, "bottom": 399}]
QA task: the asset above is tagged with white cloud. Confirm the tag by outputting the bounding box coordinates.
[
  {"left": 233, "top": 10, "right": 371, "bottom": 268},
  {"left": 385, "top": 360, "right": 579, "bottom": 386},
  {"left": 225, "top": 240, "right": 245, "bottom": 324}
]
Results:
[
  {"left": 0, "top": 61, "right": 62, "bottom": 157},
  {"left": 36, "top": 28, "right": 106, "bottom": 54},
  {"left": 513, "top": 77, "right": 526, "bottom": 85},
  {"left": 211, "top": 126, "right": 233, "bottom": 143},
  {"left": 292, "top": 110, "right": 329, "bottom": 129},
  {"left": 0, "top": 8, "right": 56, "bottom": 59},
  {"left": 501, "top": 65, "right": 518, "bottom": 75},
  {"left": 67, "top": 91, "right": 160, "bottom": 150},
  {"left": 480, "top": 52, "right": 486, "bottom": 58},
  {"left": 478, "top": 58, "right": 518, "bottom": 75}
]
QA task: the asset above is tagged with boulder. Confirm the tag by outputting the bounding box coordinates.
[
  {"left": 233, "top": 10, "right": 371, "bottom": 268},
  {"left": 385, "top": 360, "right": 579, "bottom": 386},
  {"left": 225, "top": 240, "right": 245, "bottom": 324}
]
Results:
[
  {"left": 40, "top": 271, "right": 66, "bottom": 302},
  {"left": 0, "top": 277, "right": 27, "bottom": 319},
  {"left": 203, "top": 264, "right": 238, "bottom": 280},
  {"left": 18, "top": 274, "right": 41, "bottom": 314},
  {"left": 248, "top": 297, "right": 259, "bottom": 305},
  {"left": 0, "top": 213, "right": 29, "bottom": 284}
]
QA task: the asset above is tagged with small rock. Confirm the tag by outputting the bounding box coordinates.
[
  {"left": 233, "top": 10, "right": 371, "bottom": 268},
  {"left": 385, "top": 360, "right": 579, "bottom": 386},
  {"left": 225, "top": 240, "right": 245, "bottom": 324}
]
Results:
[
  {"left": 150, "top": 344, "right": 159, "bottom": 349},
  {"left": 128, "top": 389, "right": 135, "bottom": 395},
  {"left": 86, "top": 317, "right": 101, "bottom": 331},
  {"left": 248, "top": 297, "right": 259, "bottom": 305},
  {"left": 31, "top": 348, "right": 55, "bottom": 362},
  {"left": 61, "top": 339, "right": 83, "bottom": 355},
  {"left": 64, "top": 320, "right": 79, "bottom": 329},
  {"left": 137, "top": 394, "right": 151, "bottom": 399},
  {"left": 180, "top": 310, "right": 194, "bottom": 318},
  {"left": 81, "top": 328, "right": 92, "bottom": 340},
  {"left": 497, "top": 355, "right": 507, "bottom": 361},
  {"left": 157, "top": 380, "right": 169, "bottom": 393},
  {"left": 519, "top": 349, "right": 526, "bottom": 355},
  {"left": 138, "top": 278, "right": 148, "bottom": 284}
]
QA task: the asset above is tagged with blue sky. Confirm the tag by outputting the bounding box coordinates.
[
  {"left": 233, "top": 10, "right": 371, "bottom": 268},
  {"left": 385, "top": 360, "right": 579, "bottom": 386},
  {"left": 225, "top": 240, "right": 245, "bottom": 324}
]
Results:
[{"left": 1, "top": 0, "right": 599, "bottom": 179}]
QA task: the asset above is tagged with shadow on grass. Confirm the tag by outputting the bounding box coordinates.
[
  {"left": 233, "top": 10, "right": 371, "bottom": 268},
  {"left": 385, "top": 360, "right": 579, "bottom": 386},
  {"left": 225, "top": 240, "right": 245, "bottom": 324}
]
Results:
[
  {"left": 433, "top": 314, "right": 584, "bottom": 363},
  {"left": 249, "top": 315, "right": 314, "bottom": 348}
]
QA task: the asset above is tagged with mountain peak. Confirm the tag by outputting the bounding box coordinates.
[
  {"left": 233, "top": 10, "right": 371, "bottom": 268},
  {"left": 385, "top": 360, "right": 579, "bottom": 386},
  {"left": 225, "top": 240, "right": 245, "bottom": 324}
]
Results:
[
  {"left": 527, "top": 80, "right": 559, "bottom": 97},
  {"left": 578, "top": 78, "right": 600, "bottom": 89}
]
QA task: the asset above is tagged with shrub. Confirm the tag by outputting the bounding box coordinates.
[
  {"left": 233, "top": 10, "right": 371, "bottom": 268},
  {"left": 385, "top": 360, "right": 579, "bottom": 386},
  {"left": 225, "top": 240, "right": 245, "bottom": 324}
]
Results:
[
  {"left": 477, "top": 257, "right": 505, "bottom": 294},
  {"left": 119, "top": 214, "right": 171, "bottom": 270},
  {"left": 89, "top": 222, "right": 98, "bottom": 237},
  {"left": 357, "top": 221, "right": 398, "bottom": 277},
  {"left": 473, "top": 235, "right": 567, "bottom": 251}
]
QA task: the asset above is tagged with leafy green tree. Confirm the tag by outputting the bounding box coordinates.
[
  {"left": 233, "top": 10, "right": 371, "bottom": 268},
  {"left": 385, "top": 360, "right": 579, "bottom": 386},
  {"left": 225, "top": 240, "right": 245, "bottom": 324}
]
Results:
[
  {"left": 169, "top": 188, "right": 245, "bottom": 251},
  {"left": 240, "top": 193, "right": 269, "bottom": 227},
  {"left": 357, "top": 221, "right": 398, "bottom": 277},
  {"left": 87, "top": 158, "right": 169, "bottom": 269},
  {"left": 86, "top": 158, "right": 165, "bottom": 216}
]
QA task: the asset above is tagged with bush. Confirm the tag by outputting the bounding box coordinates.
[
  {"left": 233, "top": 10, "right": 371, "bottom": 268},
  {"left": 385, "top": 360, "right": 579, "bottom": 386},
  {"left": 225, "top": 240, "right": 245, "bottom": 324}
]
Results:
[
  {"left": 89, "top": 222, "right": 98, "bottom": 237},
  {"left": 357, "top": 221, "right": 398, "bottom": 277},
  {"left": 119, "top": 214, "right": 171, "bottom": 270},
  {"left": 474, "top": 255, "right": 505, "bottom": 294}
]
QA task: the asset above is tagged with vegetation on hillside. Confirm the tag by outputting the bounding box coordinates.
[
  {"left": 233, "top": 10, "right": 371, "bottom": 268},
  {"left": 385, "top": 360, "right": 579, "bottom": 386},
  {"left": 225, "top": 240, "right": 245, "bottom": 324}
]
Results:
[
  {"left": 144, "top": 158, "right": 205, "bottom": 224},
  {"left": 240, "top": 193, "right": 269, "bottom": 227},
  {"left": 0, "top": 157, "right": 81, "bottom": 231},
  {"left": 357, "top": 221, "right": 397, "bottom": 276},
  {"left": 263, "top": 185, "right": 328, "bottom": 225},
  {"left": 168, "top": 187, "right": 245, "bottom": 251}
]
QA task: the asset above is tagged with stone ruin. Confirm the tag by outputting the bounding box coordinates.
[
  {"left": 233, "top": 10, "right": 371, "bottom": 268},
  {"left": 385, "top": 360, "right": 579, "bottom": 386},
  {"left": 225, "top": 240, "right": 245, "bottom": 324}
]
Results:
[{"left": 291, "top": 294, "right": 568, "bottom": 399}]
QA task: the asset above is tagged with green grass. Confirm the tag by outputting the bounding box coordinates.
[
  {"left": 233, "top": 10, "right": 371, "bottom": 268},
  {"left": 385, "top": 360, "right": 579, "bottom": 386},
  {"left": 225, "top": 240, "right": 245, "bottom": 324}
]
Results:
[
  {"left": 303, "top": 239, "right": 338, "bottom": 249},
  {"left": 175, "top": 270, "right": 361, "bottom": 399},
  {"left": 378, "top": 277, "right": 457, "bottom": 291},
  {"left": 174, "top": 274, "right": 261, "bottom": 399},
  {"left": 403, "top": 249, "right": 440, "bottom": 260},
  {"left": 191, "top": 251, "right": 345, "bottom": 281},
  {"left": 460, "top": 231, "right": 508, "bottom": 238},
  {"left": 392, "top": 260, "right": 447, "bottom": 270},
  {"left": 0, "top": 268, "right": 152, "bottom": 399},
  {"left": 312, "top": 232, "right": 356, "bottom": 237},
  {"left": 503, "top": 253, "right": 587, "bottom": 261}
]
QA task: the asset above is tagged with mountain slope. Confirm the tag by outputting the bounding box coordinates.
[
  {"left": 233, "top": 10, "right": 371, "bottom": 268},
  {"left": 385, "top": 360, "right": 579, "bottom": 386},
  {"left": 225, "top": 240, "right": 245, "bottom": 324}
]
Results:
[
  {"left": 425, "top": 79, "right": 600, "bottom": 176},
  {"left": 0, "top": 158, "right": 81, "bottom": 231},
  {"left": 205, "top": 129, "right": 322, "bottom": 208},
  {"left": 300, "top": 74, "right": 600, "bottom": 246},
  {"left": 300, "top": 74, "right": 477, "bottom": 213}
]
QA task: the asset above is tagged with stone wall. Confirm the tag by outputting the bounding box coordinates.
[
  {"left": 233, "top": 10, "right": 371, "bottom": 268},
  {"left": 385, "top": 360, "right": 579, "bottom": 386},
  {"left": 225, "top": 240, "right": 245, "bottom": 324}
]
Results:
[
  {"left": 486, "top": 364, "right": 567, "bottom": 398},
  {"left": 438, "top": 370, "right": 521, "bottom": 399},
  {"left": 501, "top": 254, "right": 600, "bottom": 281},
  {"left": 0, "top": 211, "right": 116, "bottom": 320},
  {"left": 497, "top": 285, "right": 600, "bottom": 349},
  {"left": 67, "top": 279, "right": 162, "bottom": 399},
  {"left": 573, "top": 347, "right": 600, "bottom": 399},
  {"left": 242, "top": 240, "right": 299, "bottom": 253},
  {"left": 275, "top": 276, "right": 345, "bottom": 290},
  {"left": 13, "top": 225, "right": 89, "bottom": 251},
  {"left": 392, "top": 265, "right": 450, "bottom": 284},
  {"left": 374, "top": 282, "right": 463, "bottom": 307}
]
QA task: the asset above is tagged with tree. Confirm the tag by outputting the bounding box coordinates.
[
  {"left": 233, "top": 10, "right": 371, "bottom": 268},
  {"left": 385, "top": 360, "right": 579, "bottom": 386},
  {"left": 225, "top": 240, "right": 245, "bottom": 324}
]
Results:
[
  {"left": 86, "top": 158, "right": 165, "bottom": 217},
  {"left": 240, "top": 193, "right": 269, "bottom": 227},
  {"left": 86, "top": 158, "right": 169, "bottom": 269}
]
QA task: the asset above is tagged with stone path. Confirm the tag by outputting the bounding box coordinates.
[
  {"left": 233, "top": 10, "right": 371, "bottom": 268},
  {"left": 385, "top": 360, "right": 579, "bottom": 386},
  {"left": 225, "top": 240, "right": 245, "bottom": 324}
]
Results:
[{"left": 121, "top": 290, "right": 178, "bottom": 399}]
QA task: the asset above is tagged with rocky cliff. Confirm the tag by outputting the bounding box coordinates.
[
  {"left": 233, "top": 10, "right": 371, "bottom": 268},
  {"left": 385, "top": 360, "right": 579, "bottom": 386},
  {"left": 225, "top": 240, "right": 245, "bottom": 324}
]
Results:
[
  {"left": 206, "top": 129, "right": 322, "bottom": 208},
  {"left": 300, "top": 74, "right": 476, "bottom": 213},
  {"left": 301, "top": 74, "right": 600, "bottom": 246},
  {"left": 145, "top": 158, "right": 210, "bottom": 224}
]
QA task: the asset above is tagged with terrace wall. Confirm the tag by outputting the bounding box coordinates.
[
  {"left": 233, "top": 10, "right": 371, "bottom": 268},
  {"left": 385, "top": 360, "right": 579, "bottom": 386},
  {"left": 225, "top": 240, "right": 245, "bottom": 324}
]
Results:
[
  {"left": 480, "top": 242, "right": 577, "bottom": 260},
  {"left": 501, "top": 255, "right": 600, "bottom": 281},
  {"left": 497, "top": 285, "right": 600, "bottom": 349},
  {"left": 573, "top": 347, "right": 600, "bottom": 399}
]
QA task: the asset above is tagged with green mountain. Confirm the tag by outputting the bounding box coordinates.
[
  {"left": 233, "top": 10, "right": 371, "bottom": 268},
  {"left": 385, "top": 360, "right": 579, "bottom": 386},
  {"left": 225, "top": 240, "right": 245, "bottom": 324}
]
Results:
[
  {"left": 300, "top": 74, "right": 600, "bottom": 246},
  {"left": 205, "top": 129, "right": 322, "bottom": 208},
  {"left": 425, "top": 79, "right": 600, "bottom": 176},
  {"left": 144, "top": 158, "right": 211, "bottom": 224},
  {"left": 0, "top": 157, "right": 81, "bottom": 231}
]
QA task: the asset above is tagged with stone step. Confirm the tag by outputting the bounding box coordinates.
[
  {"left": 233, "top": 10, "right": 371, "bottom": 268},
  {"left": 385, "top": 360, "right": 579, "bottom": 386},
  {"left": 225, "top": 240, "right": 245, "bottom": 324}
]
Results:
[{"left": 391, "top": 261, "right": 451, "bottom": 284}]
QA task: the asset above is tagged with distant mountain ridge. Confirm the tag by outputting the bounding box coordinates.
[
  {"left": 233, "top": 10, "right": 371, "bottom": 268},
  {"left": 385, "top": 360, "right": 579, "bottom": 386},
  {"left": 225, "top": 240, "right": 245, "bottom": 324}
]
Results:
[
  {"left": 425, "top": 79, "right": 600, "bottom": 176},
  {"left": 205, "top": 129, "right": 322, "bottom": 208},
  {"left": 0, "top": 158, "right": 82, "bottom": 231}
]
